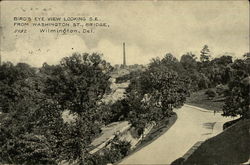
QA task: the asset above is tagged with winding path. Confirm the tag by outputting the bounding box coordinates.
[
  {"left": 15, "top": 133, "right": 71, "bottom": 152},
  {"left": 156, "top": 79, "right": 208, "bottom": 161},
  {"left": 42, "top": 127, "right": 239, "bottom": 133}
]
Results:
[{"left": 119, "top": 104, "right": 235, "bottom": 164}]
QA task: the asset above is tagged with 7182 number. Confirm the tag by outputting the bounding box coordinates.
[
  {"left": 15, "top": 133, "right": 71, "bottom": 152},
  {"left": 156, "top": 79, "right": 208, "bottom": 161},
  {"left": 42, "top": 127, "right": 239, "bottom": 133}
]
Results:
[{"left": 14, "top": 29, "right": 27, "bottom": 33}]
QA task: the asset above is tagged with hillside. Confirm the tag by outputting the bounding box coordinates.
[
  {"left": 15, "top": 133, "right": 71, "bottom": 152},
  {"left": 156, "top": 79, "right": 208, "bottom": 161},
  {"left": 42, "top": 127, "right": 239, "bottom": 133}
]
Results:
[
  {"left": 183, "top": 119, "right": 250, "bottom": 165},
  {"left": 186, "top": 89, "right": 225, "bottom": 112}
]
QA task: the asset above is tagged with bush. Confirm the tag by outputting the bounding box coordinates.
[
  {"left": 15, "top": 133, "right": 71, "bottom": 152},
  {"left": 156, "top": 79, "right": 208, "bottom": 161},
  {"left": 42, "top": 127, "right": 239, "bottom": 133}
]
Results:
[
  {"left": 85, "top": 137, "right": 131, "bottom": 165},
  {"left": 223, "top": 118, "right": 242, "bottom": 130},
  {"left": 205, "top": 89, "right": 217, "bottom": 99},
  {"left": 0, "top": 132, "right": 56, "bottom": 165},
  {"left": 215, "top": 84, "right": 228, "bottom": 96},
  {"left": 115, "top": 71, "right": 141, "bottom": 84},
  {"left": 115, "top": 74, "right": 130, "bottom": 83}
]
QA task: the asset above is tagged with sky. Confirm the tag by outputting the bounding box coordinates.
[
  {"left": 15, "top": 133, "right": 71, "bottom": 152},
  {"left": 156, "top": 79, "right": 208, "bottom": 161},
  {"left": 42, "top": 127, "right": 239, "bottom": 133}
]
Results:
[{"left": 0, "top": 1, "right": 249, "bottom": 67}]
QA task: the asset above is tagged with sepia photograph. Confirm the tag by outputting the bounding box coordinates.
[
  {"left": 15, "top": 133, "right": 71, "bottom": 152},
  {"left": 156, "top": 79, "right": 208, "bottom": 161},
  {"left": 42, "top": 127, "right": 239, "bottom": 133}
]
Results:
[{"left": 0, "top": 0, "right": 249, "bottom": 165}]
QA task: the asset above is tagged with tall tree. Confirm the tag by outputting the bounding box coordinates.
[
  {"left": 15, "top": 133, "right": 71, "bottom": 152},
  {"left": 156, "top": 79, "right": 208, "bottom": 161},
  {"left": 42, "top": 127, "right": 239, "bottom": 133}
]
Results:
[
  {"left": 125, "top": 55, "right": 189, "bottom": 132},
  {"left": 180, "top": 52, "right": 197, "bottom": 70},
  {"left": 0, "top": 53, "right": 113, "bottom": 164},
  {"left": 223, "top": 76, "right": 250, "bottom": 119},
  {"left": 200, "top": 45, "right": 211, "bottom": 62},
  {"left": 43, "top": 53, "right": 113, "bottom": 164},
  {"left": 44, "top": 53, "right": 112, "bottom": 113}
]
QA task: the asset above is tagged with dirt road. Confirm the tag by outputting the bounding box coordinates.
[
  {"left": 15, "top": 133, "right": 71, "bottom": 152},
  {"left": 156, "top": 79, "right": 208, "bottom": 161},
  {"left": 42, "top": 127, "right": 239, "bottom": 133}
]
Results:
[{"left": 119, "top": 105, "right": 235, "bottom": 164}]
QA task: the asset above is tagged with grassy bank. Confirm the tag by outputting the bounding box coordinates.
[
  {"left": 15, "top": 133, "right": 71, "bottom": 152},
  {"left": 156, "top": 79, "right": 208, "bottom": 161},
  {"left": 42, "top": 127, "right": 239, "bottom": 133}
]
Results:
[
  {"left": 116, "top": 113, "right": 177, "bottom": 164},
  {"left": 186, "top": 89, "right": 225, "bottom": 112},
  {"left": 175, "top": 119, "right": 250, "bottom": 165},
  {"left": 138, "top": 113, "right": 177, "bottom": 150}
]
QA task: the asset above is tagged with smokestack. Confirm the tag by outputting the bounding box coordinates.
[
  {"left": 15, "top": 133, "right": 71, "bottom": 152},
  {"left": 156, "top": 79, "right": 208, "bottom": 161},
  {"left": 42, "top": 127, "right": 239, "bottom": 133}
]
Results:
[{"left": 123, "top": 42, "right": 126, "bottom": 66}]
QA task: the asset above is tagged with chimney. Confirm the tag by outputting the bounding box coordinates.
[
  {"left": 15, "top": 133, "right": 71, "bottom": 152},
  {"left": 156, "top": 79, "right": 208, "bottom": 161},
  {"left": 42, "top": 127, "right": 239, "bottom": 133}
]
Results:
[{"left": 123, "top": 42, "right": 126, "bottom": 66}]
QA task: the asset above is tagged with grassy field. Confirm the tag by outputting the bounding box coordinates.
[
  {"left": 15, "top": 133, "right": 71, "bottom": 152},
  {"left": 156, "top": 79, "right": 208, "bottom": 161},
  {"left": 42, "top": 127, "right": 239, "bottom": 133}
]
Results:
[
  {"left": 186, "top": 89, "right": 225, "bottom": 112},
  {"left": 183, "top": 119, "right": 250, "bottom": 165}
]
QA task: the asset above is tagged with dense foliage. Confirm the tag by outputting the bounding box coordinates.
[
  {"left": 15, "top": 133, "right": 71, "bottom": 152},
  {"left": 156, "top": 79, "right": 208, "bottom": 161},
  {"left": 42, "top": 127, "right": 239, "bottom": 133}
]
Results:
[
  {"left": 0, "top": 45, "right": 249, "bottom": 164},
  {"left": 122, "top": 54, "right": 189, "bottom": 132},
  {"left": 85, "top": 137, "right": 131, "bottom": 165},
  {"left": 116, "top": 47, "right": 250, "bottom": 129},
  {"left": 223, "top": 76, "right": 250, "bottom": 119},
  {"left": 0, "top": 53, "right": 113, "bottom": 164}
]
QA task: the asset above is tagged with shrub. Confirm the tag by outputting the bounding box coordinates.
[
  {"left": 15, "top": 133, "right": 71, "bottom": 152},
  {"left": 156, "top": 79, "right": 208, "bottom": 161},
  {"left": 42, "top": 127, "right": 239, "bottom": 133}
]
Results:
[
  {"left": 205, "top": 89, "right": 217, "bottom": 99},
  {"left": 85, "top": 137, "right": 131, "bottom": 165},
  {"left": 215, "top": 84, "right": 228, "bottom": 96},
  {"left": 0, "top": 133, "right": 56, "bottom": 165},
  {"left": 116, "top": 74, "right": 130, "bottom": 83}
]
